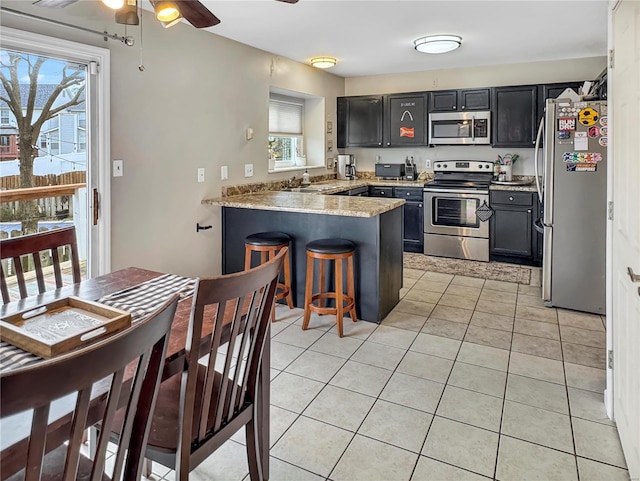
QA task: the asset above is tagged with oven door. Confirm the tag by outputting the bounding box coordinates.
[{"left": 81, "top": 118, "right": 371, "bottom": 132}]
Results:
[{"left": 424, "top": 189, "right": 490, "bottom": 238}]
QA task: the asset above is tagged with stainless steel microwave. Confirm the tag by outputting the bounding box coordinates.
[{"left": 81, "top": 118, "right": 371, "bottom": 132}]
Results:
[{"left": 428, "top": 111, "right": 491, "bottom": 145}]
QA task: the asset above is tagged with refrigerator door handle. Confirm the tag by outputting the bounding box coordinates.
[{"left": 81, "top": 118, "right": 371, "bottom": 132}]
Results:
[{"left": 534, "top": 117, "right": 544, "bottom": 204}]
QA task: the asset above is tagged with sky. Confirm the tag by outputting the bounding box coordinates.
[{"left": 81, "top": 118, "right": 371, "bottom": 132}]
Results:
[{"left": 0, "top": 49, "right": 86, "bottom": 85}]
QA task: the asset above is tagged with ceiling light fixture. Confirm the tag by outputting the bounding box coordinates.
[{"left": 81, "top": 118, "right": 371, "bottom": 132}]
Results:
[
  {"left": 310, "top": 57, "right": 337, "bottom": 69},
  {"left": 161, "top": 15, "right": 182, "bottom": 28},
  {"left": 101, "top": 0, "right": 124, "bottom": 9},
  {"left": 114, "top": 0, "right": 139, "bottom": 25},
  {"left": 154, "top": 0, "right": 180, "bottom": 22},
  {"left": 413, "top": 35, "right": 462, "bottom": 54}
]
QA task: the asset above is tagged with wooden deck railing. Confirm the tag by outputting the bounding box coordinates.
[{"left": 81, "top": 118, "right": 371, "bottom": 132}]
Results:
[{"left": 0, "top": 183, "right": 86, "bottom": 203}]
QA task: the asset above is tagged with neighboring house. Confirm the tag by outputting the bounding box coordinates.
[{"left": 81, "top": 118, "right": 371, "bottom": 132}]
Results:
[
  {"left": 0, "top": 83, "right": 86, "bottom": 160},
  {"left": 0, "top": 125, "right": 19, "bottom": 160}
]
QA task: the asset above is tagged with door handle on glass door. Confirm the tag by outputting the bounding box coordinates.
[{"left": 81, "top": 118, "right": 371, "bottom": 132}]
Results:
[{"left": 627, "top": 267, "right": 640, "bottom": 283}]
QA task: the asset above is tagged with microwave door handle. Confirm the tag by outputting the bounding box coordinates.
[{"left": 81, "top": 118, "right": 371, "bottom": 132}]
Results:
[{"left": 471, "top": 116, "right": 475, "bottom": 141}]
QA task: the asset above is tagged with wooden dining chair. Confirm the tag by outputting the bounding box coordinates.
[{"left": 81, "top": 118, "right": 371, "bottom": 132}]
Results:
[
  {"left": 118, "top": 249, "right": 285, "bottom": 481},
  {"left": 0, "top": 295, "right": 180, "bottom": 481},
  {"left": 0, "top": 226, "right": 81, "bottom": 304}
]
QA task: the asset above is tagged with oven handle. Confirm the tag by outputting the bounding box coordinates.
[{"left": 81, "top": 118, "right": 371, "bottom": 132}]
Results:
[{"left": 424, "top": 188, "right": 489, "bottom": 195}]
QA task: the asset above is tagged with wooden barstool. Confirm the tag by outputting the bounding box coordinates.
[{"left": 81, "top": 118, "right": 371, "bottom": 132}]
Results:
[
  {"left": 303, "top": 238, "right": 358, "bottom": 337},
  {"left": 244, "top": 231, "right": 294, "bottom": 320}
]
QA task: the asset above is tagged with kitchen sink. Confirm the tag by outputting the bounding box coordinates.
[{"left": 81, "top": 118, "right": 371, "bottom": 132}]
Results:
[{"left": 281, "top": 185, "right": 335, "bottom": 192}]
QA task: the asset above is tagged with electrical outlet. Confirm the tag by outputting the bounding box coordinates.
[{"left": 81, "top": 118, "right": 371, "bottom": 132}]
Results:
[
  {"left": 244, "top": 163, "right": 254, "bottom": 177},
  {"left": 425, "top": 159, "right": 432, "bottom": 169},
  {"left": 113, "top": 159, "right": 123, "bottom": 177},
  {"left": 197, "top": 167, "right": 205, "bottom": 183},
  {"left": 326, "top": 157, "right": 333, "bottom": 169},
  {"left": 221, "top": 165, "right": 228, "bottom": 180}
]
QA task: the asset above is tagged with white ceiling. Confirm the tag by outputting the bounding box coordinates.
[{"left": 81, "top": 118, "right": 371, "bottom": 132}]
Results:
[{"left": 192, "top": 0, "right": 608, "bottom": 78}]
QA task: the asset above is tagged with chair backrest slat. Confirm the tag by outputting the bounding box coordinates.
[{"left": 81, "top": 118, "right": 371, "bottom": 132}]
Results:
[
  {"left": 179, "top": 249, "right": 284, "bottom": 462},
  {"left": 0, "top": 227, "right": 82, "bottom": 304},
  {"left": 0, "top": 294, "right": 179, "bottom": 481}
]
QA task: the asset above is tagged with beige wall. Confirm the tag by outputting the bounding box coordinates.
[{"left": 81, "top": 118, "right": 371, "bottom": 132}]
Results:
[
  {"left": 1, "top": 2, "right": 345, "bottom": 278},
  {"left": 345, "top": 57, "right": 606, "bottom": 95}
]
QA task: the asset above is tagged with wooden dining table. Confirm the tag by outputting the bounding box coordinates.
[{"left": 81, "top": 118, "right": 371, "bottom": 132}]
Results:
[{"left": 0, "top": 267, "right": 271, "bottom": 480}]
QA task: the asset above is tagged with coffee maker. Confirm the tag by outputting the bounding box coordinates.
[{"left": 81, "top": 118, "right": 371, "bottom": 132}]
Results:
[{"left": 337, "top": 154, "right": 357, "bottom": 180}]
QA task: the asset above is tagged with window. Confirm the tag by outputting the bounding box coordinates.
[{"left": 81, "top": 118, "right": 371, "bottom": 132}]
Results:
[
  {"left": 0, "top": 135, "right": 9, "bottom": 146},
  {"left": 0, "top": 109, "right": 10, "bottom": 125},
  {"left": 269, "top": 94, "right": 304, "bottom": 169}
]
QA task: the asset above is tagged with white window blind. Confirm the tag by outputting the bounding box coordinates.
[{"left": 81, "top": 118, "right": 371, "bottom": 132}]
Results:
[{"left": 269, "top": 95, "right": 304, "bottom": 135}]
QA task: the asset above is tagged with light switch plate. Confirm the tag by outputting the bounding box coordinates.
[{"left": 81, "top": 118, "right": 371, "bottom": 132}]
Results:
[
  {"left": 221, "top": 165, "right": 228, "bottom": 180},
  {"left": 244, "top": 164, "right": 254, "bottom": 177},
  {"left": 113, "top": 160, "right": 123, "bottom": 177},
  {"left": 197, "top": 167, "right": 205, "bottom": 183}
]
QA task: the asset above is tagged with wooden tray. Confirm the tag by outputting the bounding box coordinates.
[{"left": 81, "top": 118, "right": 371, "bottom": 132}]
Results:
[{"left": 0, "top": 297, "right": 131, "bottom": 358}]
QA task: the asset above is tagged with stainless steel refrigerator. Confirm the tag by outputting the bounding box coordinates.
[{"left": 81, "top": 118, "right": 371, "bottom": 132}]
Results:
[{"left": 534, "top": 98, "right": 607, "bottom": 314}]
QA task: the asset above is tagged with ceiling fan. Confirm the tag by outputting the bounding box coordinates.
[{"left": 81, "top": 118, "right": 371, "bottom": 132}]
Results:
[{"left": 33, "top": 0, "right": 299, "bottom": 29}]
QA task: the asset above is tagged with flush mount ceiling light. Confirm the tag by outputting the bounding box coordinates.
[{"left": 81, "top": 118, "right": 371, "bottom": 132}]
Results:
[
  {"left": 413, "top": 35, "right": 462, "bottom": 54},
  {"left": 310, "top": 57, "right": 337, "bottom": 69}
]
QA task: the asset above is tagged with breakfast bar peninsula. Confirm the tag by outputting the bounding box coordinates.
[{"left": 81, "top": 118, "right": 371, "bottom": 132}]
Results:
[{"left": 203, "top": 191, "right": 404, "bottom": 323}]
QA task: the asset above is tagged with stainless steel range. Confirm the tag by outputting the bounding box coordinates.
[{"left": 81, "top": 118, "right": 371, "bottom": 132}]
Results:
[{"left": 423, "top": 160, "right": 494, "bottom": 262}]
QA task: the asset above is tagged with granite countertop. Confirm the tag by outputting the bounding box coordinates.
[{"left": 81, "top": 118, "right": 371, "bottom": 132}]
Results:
[{"left": 202, "top": 191, "right": 405, "bottom": 217}]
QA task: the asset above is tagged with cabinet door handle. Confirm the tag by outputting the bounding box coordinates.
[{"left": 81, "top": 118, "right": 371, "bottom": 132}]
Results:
[
  {"left": 452, "top": 106, "right": 457, "bottom": 110},
  {"left": 419, "top": 204, "right": 423, "bottom": 207},
  {"left": 461, "top": 105, "right": 465, "bottom": 109},
  {"left": 628, "top": 267, "right": 640, "bottom": 283},
  {"left": 406, "top": 192, "right": 411, "bottom": 196},
  {"left": 380, "top": 191, "right": 385, "bottom": 195},
  {"left": 387, "top": 142, "right": 390, "bottom": 146},
  {"left": 509, "top": 196, "right": 514, "bottom": 201},
  {"left": 527, "top": 209, "right": 532, "bottom": 213}
]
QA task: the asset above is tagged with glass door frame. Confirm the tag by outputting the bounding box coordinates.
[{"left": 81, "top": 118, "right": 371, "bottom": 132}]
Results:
[{"left": 1, "top": 26, "right": 111, "bottom": 277}]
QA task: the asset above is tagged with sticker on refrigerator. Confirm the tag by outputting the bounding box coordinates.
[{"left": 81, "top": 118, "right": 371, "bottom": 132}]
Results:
[
  {"left": 598, "top": 137, "right": 608, "bottom": 147},
  {"left": 574, "top": 132, "right": 589, "bottom": 151},
  {"left": 587, "top": 126, "right": 600, "bottom": 138},
  {"left": 578, "top": 107, "right": 599, "bottom": 126},
  {"left": 562, "top": 152, "right": 603, "bottom": 163},
  {"left": 567, "top": 162, "right": 597, "bottom": 172},
  {"left": 600, "top": 126, "right": 608, "bottom": 136},
  {"left": 558, "top": 130, "right": 571, "bottom": 140},
  {"left": 558, "top": 118, "right": 576, "bottom": 131},
  {"left": 600, "top": 116, "right": 608, "bottom": 127}
]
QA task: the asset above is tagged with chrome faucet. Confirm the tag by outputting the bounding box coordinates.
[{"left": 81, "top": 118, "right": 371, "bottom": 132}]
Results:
[{"left": 287, "top": 175, "right": 297, "bottom": 187}]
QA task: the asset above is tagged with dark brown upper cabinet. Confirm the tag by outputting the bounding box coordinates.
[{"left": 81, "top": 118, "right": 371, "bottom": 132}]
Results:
[
  {"left": 429, "top": 88, "right": 490, "bottom": 112},
  {"left": 491, "top": 85, "right": 538, "bottom": 148},
  {"left": 337, "top": 95, "right": 384, "bottom": 148},
  {"left": 384, "top": 93, "right": 428, "bottom": 147}
]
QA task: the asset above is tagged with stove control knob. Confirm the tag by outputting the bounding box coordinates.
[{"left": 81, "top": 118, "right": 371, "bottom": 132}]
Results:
[
  {"left": 443, "top": 164, "right": 448, "bottom": 168},
  {"left": 478, "top": 164, "right": 483, "bottom": 169},
  {"left": 485, "top": 164, "right": 491, "bottom": 169},
  {"left": 436, "top": 163, "right": 441, "bottom": 168}
]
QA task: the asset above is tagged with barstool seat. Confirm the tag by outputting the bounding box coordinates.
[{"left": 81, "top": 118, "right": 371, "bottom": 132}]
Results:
[
  {"left": 306, "top": 238, "right": 356, "bottom": 255},
  {"left": 303, "top": 238, "right": 357, "bottom": 337},
  {"left": 245, "top": 232, "right": 294, "bottom": 321},
  {"left": 246, "top": 232, "right": 291, "bottom": 247}
]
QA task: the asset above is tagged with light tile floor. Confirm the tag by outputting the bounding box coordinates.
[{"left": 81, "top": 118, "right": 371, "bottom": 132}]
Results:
[{"left": 141, "top": 269, "right": 630, "bottom": 481}]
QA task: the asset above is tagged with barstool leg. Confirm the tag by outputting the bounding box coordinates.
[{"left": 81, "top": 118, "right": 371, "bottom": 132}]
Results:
[
  {"left": 347, "top": 255, "right": 358, "bottom": 323},
  {"left": 302, "top": 254, "right": 314, "bottom": 330},
  {"left": 335, "top": 258, "right": 344, "bottom": 337},
  {"left": 244, "top": 245, "right": 252, "bottom": 271},
  {"left": 318, "top": 258, "right": 326, "bottom": 309},
  {"left": 283, "top": 249, "right": 294, "bottom": 309}
]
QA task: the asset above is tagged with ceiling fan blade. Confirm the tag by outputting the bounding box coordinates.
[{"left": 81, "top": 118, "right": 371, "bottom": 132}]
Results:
[
  {"left": 276, "top": 0, "right": 299, "bottom": 3},
  {"left": 175, "top": 0, "right": 220, "bottom": 28},
  {"left": 32, "top": 0, "right": 78, "bottom": 7}
]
